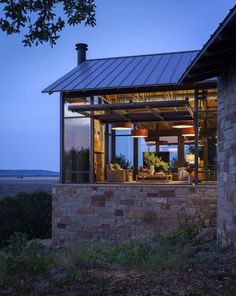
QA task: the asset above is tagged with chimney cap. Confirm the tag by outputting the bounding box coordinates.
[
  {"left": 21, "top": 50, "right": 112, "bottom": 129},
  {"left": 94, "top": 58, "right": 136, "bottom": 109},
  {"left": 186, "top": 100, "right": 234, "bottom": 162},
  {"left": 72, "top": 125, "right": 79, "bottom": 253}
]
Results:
[{"left": 75, "top": 43, "right": 88, "bottom": 51}]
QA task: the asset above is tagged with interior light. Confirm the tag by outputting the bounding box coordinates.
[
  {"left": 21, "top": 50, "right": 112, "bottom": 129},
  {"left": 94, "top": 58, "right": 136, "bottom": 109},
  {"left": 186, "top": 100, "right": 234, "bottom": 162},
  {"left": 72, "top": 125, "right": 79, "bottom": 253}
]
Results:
[
  {"left": 112, "top": 122, "right": 132, "bottom": 130},
  {"left": 172, "top": 121, "right": 194, "bottom": 129},
  {"left": 131, "top": 129, "right": 148, "bottom": 138},
  {"left": 182, "top": 127, "right": 195, "bottom": 137}
]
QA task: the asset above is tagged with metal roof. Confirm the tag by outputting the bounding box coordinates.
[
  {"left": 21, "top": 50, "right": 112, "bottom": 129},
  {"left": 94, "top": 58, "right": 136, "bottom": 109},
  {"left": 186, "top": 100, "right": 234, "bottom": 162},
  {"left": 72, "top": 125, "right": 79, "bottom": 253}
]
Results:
[
  {"left": 180, "top": 5, "right": 236, "bottom": 83},
  {"left": 43, "top": 50, "right": 199, "bottom": 95}
]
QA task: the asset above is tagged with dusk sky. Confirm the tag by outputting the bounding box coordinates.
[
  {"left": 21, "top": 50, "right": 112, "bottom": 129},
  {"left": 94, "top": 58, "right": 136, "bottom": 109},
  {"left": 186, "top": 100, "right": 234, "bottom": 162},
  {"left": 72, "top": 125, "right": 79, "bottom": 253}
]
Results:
[{"left": 1, "top": 0, "right": 235, "bottom": 171}]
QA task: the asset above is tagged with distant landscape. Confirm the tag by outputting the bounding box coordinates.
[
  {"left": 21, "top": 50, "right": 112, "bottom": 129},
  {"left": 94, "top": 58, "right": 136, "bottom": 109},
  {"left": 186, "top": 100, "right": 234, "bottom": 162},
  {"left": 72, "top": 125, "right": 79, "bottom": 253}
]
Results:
[
  {"left": 0, "top": 170, "right": 59, "bottom": 178},
  {"left": 0, "top": 170, "right": 59, "bottom": 197}
]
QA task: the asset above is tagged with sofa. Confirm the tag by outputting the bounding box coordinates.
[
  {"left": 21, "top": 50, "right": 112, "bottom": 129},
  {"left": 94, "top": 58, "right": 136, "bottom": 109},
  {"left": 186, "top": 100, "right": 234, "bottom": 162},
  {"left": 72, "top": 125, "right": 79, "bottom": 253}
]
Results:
[{"left": 106, "top": 163, "right": 126, "bottom": 182}]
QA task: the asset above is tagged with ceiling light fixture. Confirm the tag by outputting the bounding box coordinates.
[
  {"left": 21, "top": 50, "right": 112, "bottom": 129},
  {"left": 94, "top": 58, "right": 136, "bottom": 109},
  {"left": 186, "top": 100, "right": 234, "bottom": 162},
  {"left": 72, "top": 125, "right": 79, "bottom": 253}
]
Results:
[
  {"left": 182, "top": 127, "right": 195, "bottom": 137},
  {"left": 131, "top": 129, "right": 148, "bottom": 138},
  {"left": 112, "top": 122, "right": 132, "bottom": 130},
  {"left": 172, "top": 121, "right": 194, "bottom": 129}
]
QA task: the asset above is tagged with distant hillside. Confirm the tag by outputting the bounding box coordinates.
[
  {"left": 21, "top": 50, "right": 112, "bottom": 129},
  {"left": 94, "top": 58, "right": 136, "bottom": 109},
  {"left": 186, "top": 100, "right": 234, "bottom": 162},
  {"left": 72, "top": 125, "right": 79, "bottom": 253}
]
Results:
[{"left": 0, "top": 170, "right": 59, "bottom": 177}]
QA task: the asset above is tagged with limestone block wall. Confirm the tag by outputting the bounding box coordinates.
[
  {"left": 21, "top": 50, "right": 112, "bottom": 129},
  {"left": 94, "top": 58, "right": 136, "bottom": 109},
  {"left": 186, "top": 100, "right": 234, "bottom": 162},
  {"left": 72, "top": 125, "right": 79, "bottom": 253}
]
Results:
[
  {"left": 52, "top": 184, "right": 216, "bottom": 246},
  {"left": 217, "top": 65, "right": 236, "bottom": 246}
]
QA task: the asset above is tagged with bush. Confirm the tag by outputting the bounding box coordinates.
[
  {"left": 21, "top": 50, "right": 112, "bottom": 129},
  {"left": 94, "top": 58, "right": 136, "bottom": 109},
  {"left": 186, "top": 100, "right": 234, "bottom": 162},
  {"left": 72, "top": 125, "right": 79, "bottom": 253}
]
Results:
[
  {"left": 0, "top": 233, "right": 54, "bottom": 277},
  {"left": 0, "top": 233, "right": 55, "bottom": 293},
  {"left": 79, "top": 215, "right": 211, "bottom": 271},
  {"left": 0, "top": 191, "right": 52, "bottom": 246}
]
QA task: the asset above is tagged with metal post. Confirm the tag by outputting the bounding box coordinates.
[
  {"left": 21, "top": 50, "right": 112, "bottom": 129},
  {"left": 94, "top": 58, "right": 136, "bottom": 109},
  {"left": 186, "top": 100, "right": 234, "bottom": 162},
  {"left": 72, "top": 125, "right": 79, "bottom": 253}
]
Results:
[
  {"left": 156, "top": 136, "right": 160, "bottom": 153},
  {"left": 178, "top": 135, "right": 185, "bottom": 168},
  {"left": 133, "top": 138, "right": 139, "bottom": 179},
  {"left": 194, "top": 90, "right": 199, "bottom": 185},
  {"left": 105, "top": 124, "right": 109, "bottom": 166},
  {"left": 111, "top": 129, "right": 116, "bottom": 163},
  {"left": 60, "top": 93, "right": 65, "bottom": 184},
  {"left": 90, "top": 96, "right": 95, "bottom": 183}
]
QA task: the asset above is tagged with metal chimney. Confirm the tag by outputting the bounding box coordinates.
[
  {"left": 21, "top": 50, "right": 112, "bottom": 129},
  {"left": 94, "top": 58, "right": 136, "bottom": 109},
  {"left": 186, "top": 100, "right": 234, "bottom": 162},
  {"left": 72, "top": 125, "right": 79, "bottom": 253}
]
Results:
[{"left": 75, "top": 43, "right": 88, "bottom": 65}]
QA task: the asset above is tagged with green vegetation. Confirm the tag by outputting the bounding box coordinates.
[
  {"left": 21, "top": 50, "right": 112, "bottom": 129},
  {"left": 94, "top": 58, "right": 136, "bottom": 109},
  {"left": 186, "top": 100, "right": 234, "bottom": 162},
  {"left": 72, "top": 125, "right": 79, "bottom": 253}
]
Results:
[
  {"left": 170, "top": 157, "right": 178, "bottom": 172},
  {"left": 0, "top": 218, "right": 224, "bottom": 295},
  {"left": 0, "top": 233, "right": 55, "bottom": 294},
  {"left": 0, "top": 0, "right": 96, "bottom": 47},
  {"left": 143, "top": 152, "right": 169, "bottom": 171},
  {"left": 0, "top": 191, "right": 52, "bottom": 246},
  {"left": 115, "top": 154, "right": 133, "bottom": 170},
  {"left": 79, "top": 215, "right": 210, "bottom": 271}
]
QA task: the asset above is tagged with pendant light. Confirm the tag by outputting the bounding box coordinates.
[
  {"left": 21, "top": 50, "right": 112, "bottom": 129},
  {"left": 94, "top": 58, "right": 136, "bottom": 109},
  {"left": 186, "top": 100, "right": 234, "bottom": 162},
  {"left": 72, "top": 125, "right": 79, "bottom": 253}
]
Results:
[
  {"left": 112, "top": 122, "right": 132, "bottom": 130},
  {"left": 172, "top": 121, "right": 194, "bottom": 129},
  {"left": 182, "top": 127, "right": 195, "bottom": 137},
  {"left": 131, "top": 129, "right": 148, "bottom": 138}
]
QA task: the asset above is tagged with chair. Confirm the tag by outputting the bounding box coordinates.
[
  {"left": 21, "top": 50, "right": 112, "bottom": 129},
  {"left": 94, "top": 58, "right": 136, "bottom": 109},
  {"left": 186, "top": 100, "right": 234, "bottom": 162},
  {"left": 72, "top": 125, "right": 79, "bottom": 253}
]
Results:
[{"left": 106, "top": 163, "right": 126, "bottom": 182}]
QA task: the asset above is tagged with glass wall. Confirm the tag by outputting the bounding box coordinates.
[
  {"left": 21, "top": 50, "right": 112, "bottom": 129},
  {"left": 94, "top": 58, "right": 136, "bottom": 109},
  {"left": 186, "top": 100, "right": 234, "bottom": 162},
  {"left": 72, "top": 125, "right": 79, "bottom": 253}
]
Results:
[
  {"left": 198, "top": 92, "right": 217, "bottom": 183},
  {"left": 63, "top": 99, "right": 90, "bottom": 183},
  {"left": 116, "top": 130, "right": 133, "bottom": 169}
]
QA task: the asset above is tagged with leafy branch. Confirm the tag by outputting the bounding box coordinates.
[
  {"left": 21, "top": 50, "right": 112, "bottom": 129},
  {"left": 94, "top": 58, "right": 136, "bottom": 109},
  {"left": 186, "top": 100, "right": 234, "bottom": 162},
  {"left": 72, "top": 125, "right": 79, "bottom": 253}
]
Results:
[{"left": 0, "top": 0, "right": 96, "bottom": 46}]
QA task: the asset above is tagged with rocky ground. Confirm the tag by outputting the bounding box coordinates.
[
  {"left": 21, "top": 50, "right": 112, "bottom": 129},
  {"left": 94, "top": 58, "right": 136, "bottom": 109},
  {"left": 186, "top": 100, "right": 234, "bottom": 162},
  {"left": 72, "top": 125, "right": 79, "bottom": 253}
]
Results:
[
  {"left": 1, "top": 228, "right": 236, "bottom": 295},
  {"left": 31, "top": 248, "right": 236, "bottom": 296}
]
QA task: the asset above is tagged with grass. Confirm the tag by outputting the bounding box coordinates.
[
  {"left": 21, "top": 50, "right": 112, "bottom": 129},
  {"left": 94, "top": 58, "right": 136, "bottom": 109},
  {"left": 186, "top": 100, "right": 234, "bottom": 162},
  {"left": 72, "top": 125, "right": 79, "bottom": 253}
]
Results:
[
  {"left": 0, "top": 217, "right": 219, "bottom": 295},
  {"left": 0, "top": 233, "right": 55, "bottom": 294},
  {"left": 74, "top": 215, "right": 215, "bottom": 271}
]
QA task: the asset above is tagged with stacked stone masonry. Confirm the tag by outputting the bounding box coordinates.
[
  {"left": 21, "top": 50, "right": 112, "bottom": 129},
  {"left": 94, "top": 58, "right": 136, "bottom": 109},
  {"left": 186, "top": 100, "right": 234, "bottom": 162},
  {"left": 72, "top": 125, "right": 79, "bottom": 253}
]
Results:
[
  {"left": 52, "top": 184, "right": 216, "bottom": 246},
  {"left": 217, "top": 65, "right": 236, "bottom": 246}
]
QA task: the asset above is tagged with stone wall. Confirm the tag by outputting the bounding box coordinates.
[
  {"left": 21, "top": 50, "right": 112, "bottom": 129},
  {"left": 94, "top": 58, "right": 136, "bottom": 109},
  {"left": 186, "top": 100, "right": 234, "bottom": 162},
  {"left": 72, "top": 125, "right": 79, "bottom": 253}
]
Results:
[
  {"left": 52, "top": 184, "right": 216, "bottom": 246},
  {"left": 217, "top": 65, "right": 236, "bottom": 246}
]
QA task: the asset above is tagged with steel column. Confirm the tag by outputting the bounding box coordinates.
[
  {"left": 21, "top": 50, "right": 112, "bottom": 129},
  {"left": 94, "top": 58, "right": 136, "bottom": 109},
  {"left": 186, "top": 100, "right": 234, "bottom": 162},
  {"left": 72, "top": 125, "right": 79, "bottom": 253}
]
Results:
[
  {"left": 178, "top": 136, "right": 185, "bottom": 168},
  {"left": 90, "top": 96, "right": 95, "bottom": 183},
  {"left": 111, "top": 129, "right": 116, "bottom": 163},
  {"left": 105, "top": 124, "right": 109, "bottom": 167},
  {"left": 194, "top": 90, "right": 199, "bottom": 185},
  {"left": 60, "top": 93, "right": 65, "bottom": 184},
  {"left": 133, "top": 138, "right": 139, "bottom": 179}
]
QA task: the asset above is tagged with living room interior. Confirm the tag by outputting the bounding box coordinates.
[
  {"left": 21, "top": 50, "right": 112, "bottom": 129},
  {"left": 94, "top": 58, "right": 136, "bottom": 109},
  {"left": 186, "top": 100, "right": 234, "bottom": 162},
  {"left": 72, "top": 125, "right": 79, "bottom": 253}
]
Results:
[{"left": 63, "top": 88, "right": 217, "bottom": 185}]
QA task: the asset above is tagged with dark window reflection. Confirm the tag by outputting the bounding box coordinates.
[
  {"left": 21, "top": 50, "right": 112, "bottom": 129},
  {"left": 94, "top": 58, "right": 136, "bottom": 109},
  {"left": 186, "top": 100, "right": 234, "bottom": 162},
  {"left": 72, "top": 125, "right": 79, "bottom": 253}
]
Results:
[{"left": 64, "top": 117, "right": 90, "bottom": 183}]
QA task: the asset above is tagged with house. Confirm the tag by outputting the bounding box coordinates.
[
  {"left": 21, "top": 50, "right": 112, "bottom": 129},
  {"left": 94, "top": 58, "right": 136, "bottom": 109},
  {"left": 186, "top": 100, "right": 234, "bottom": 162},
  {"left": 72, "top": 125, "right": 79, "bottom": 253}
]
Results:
[{"left": 43, "top": 6, "right": 236, "bottom": 246}]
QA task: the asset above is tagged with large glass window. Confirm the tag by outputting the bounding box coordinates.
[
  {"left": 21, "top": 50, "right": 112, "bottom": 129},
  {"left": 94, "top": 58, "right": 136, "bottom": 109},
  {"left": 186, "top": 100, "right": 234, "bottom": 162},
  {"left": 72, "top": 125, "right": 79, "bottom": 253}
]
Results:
[
  {"left": 116, "top": 130, "right": 133, "bottom": 169},
  {"left": 63, "top": 98, "right": 91, "bottom": 183},
  {"left": 198, "top": 92, "right": 217, "bottom": 183}
]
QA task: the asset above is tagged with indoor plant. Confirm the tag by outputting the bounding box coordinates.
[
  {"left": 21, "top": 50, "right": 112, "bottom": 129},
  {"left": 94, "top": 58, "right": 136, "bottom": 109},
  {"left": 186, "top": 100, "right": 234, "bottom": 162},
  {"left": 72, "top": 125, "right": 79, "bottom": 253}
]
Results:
[{"left": 143, "top": 152, "right": 169, "bottom": 175}]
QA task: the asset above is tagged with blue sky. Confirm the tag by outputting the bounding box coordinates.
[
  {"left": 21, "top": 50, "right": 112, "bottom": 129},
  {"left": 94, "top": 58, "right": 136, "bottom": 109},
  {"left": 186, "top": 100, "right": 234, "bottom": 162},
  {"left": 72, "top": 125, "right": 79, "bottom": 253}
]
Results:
[{"left": 0, "top": 0, "right": 235, "bottom": 171}]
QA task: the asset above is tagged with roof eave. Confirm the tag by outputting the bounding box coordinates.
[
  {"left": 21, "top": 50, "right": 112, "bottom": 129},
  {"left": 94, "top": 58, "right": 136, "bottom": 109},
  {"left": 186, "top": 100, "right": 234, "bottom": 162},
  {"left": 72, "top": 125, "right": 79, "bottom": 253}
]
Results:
[
  {"left": 43, "top": 80, "right": 217, "bottom": 97},
  {"left": 179, "top": 5, "right": 236, "bottom": 84}
]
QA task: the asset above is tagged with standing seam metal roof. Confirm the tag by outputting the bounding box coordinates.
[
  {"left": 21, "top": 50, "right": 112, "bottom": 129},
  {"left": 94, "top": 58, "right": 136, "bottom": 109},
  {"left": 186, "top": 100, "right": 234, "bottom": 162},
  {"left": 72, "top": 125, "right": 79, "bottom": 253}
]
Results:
[{"left": 42, "top": 50, "right": 199, "bottom": 93}]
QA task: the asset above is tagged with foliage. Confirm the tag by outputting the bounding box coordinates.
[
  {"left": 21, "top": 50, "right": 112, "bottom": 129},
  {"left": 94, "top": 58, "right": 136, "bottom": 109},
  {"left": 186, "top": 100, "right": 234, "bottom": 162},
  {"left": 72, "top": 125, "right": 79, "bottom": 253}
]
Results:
[
  {"left": 170, "top": 157, "right": 178, "bottom": 172},
  {"left": 0, "top": 233, "right": 54, "bottom": 277},
  {"left": 0, "top": 0, "right": 96, "bottom": 47},
  {"left": 64, "top": 147, "right": 90, "bottom": 183},
  {"left": 143, "top": 152, "right": 169, "bottom": 171},
  {"left": 79, "top": 215, "right": 209, "bottom": 271},
  {"left": 0, "top": 191, "right": 52, "bottom": 246},
  {"left": 115, "top": 154, "right": 133, "bottom": 170},
  {"left": 0, "top": 233, "right": 55, "bottom": 293}
]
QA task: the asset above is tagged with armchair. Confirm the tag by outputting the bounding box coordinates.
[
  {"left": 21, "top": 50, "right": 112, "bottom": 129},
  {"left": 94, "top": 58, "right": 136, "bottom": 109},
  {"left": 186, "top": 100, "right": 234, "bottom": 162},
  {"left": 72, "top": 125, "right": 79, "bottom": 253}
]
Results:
[{"left": 106, "top": 163, "right": 126, "bottom": 182}]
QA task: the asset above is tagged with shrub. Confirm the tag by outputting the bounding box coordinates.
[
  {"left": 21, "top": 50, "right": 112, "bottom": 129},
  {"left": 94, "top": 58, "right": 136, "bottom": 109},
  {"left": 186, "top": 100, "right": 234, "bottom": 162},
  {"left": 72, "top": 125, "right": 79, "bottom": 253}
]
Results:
[
  {"left": 79, "top": 215, "right": 210, "bottom": 271},
  {"left": 0, "top": 191, "right": 52, "bottom": 246},
  {"left": 0, "top": 233, "right": 54, "bottom": 277},
  {"left": 83, "top": 240, "right": 148, "bottom": 267},
  {"left": 0, "top": 233, "right": 55, "bottom": 293}
]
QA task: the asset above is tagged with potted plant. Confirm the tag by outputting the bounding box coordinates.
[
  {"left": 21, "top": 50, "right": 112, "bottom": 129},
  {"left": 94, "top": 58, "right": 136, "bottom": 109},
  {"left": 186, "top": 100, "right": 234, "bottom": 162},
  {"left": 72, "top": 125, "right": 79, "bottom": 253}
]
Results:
[{"left": 143, "top": 152, "right": 169, "bottom": 175}]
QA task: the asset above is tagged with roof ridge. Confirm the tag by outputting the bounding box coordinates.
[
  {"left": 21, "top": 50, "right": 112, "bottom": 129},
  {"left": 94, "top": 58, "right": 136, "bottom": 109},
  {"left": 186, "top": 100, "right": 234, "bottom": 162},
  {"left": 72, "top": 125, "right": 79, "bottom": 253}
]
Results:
[{"left": 85, "top": 50, "right": 200, "bottom": 62}]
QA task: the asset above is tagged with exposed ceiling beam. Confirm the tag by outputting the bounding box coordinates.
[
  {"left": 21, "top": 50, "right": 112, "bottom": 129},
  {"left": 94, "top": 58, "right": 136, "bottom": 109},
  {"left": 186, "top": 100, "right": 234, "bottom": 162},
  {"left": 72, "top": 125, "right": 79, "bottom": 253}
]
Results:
[
  {"left": 189, "top": 60, "right": 231, "bottom": 76},
  {"left": 145, "top": 105, "right": 164, "bottom": 120},
  {"left": 68, "top": 99, "right": 190, "bottom": 112},
  {"left": 207, "top": 37, "right": 236, "bottom": 53}
]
